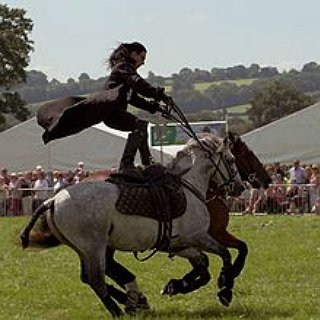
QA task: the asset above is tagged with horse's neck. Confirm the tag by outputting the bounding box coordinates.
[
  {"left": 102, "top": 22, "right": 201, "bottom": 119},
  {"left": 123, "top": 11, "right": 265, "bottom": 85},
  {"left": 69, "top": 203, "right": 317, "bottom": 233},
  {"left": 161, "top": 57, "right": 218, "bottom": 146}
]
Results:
[{"left": 182, "top": 163, "right": 210, "bottom": 197}]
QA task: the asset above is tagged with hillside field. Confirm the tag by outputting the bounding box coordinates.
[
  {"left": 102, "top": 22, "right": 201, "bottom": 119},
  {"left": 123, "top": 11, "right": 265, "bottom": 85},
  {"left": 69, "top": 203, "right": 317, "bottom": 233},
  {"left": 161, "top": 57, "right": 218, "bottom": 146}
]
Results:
[{"left": 0, "top": 215, "right": 319, "bottom": 319}]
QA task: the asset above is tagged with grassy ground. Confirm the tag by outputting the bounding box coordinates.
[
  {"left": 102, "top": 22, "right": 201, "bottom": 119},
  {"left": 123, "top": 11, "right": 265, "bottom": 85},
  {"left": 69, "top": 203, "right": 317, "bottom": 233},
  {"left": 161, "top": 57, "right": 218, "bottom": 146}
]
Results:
[{"left": 0, "top": 215, "right": 319, "bottom": 319}]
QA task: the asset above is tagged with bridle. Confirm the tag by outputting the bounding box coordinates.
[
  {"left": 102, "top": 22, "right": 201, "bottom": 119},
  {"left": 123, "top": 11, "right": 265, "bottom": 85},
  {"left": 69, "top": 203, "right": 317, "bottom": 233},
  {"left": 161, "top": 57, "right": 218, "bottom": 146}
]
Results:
[{"left": 161, "top": 104, "right": 239, "bottom": 193}]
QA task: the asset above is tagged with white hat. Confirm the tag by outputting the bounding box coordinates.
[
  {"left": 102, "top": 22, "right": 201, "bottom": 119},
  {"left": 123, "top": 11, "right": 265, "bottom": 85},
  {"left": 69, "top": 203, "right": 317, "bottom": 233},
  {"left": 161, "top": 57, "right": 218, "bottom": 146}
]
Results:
[
  {"left": 36, "top": 165, "right": 42, "bottom": 170},
  {"left": 78, "top": 161, "right": 84, "bottom": 166}
]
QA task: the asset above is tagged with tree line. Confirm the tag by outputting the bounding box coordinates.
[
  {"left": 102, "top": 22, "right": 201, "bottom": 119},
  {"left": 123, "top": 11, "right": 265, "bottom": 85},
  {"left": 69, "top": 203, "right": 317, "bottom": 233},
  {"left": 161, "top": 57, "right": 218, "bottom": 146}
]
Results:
[{"left": 6, "top": 61, "right": 320, "bottom": 111}]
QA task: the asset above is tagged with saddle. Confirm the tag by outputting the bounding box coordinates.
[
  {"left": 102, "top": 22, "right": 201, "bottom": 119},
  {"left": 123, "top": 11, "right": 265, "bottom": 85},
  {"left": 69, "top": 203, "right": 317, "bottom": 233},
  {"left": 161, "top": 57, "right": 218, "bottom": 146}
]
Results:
[
  {"left": 107, "top": 164, "right": 186, "bottom": 220},
  {"left": 107, "top": 163, "right": 187, "bottom": 251}
]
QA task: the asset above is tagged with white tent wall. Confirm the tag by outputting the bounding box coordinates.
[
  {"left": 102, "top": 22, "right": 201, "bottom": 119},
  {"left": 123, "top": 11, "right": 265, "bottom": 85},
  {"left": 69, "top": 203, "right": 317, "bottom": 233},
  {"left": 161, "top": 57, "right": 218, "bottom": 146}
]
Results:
[
  {"left": 0, "top": 118, "right": 173, "bottom": 172},
  {"left": 241, "top": 101, "right": 320, "bottom": 164},
  {"left": 2, "top": 101, "right": 320, "bottom": 171}
]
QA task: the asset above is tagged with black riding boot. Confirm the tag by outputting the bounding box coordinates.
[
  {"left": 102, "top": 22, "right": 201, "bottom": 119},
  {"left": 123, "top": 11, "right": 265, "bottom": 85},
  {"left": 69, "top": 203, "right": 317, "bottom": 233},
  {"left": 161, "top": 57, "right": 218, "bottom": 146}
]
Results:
[
  {"left": 139, "top": 142, "right": 153, "bottom": 166},
  {"left": 137, "top": 121, "right": 153, "bottom": 166},
  {"left": 119, "top": 131, "right": 141, "bottom": 172}
]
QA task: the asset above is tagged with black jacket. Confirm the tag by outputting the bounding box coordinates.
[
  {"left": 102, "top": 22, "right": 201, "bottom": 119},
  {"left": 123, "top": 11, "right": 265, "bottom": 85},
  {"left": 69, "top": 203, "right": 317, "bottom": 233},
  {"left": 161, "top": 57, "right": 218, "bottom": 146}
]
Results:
[{"left": 37, "top": 62, "right": 163, "bottom": 144}]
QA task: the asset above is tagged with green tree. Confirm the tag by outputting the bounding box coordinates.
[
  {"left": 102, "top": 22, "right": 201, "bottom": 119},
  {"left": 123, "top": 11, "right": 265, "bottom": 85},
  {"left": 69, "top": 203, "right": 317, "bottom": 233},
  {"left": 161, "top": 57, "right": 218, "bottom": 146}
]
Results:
[
  {"left": 0, "top": 4, "right": 33, "bottom": 130},
  {"left": 248, "top": 80, "right": 314, "bottom": 128},
  {"left": 0, "top": 4, "right": 33, "bottom": 87},
  {"left": 0, "top": 92, "right": 29, "bottom": 121}
]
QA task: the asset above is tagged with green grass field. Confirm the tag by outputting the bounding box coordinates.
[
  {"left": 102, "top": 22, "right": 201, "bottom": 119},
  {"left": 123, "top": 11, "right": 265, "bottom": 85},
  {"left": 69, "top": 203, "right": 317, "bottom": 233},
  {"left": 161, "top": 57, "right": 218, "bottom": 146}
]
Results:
[
  {"left": 1, "top": 215, "right": 319, "bottom": 319},
  {"left": 194, "top": 79, "right": 256, "bottom": 92}
]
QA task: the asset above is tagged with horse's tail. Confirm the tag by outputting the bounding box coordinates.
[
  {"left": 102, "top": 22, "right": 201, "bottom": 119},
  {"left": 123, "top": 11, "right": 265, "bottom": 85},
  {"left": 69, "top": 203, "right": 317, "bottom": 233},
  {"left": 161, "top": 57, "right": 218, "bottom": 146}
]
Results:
[{"left": 20, "top": 198, "right": 60, "bottom": 249}]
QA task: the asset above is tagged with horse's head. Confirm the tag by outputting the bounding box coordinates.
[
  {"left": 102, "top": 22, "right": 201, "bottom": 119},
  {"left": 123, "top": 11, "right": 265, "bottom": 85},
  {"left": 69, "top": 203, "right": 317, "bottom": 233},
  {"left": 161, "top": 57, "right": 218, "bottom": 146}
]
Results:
[
  {"left": 205, "top": 134, "right": 245, "bottom": 197},
  {"left": 170, "top": 133, "right": 245, "bottom": 197},
  {"left": 228, "top": 131, "right": 272, "bottom": 189}
]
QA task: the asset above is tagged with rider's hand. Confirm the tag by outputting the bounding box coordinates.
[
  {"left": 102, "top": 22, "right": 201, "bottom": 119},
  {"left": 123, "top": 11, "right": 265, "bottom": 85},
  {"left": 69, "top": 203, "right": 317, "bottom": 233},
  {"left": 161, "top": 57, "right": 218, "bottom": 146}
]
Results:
[
  {"left": 148, "top": 101, "right": 161, "bottom": 114},
  {"left": 161, "top": 94, "right": 175, "bottom": 113}
]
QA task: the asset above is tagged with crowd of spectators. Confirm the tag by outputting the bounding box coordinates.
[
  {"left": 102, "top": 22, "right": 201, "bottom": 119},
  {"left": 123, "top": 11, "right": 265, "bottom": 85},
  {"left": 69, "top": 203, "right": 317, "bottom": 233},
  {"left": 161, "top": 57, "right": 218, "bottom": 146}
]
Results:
[
  {"left": 238, "top": 159, "right": 320, "bottom": 215},
  {"left": 0, "top": 162, "right": 90, "bottom": 216},
  {"left": 1, "top": 159, "right": 320, "bottom": 216}
]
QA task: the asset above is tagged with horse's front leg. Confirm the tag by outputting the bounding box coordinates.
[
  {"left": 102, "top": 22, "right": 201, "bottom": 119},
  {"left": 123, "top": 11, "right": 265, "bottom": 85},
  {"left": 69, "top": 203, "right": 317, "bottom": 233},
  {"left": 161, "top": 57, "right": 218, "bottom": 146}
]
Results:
[
  {"left": 206, "top": 197, "right": 248, "bottom": 280},
  {"left": 161, "top": 249, "right": 211, "bottom": 296}
]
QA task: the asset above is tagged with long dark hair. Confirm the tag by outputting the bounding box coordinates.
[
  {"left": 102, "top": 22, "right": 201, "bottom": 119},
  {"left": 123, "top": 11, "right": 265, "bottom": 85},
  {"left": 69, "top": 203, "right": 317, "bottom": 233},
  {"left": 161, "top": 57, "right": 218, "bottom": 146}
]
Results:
[{"left": 107, "top": 42, "right": 147, "bottom": 68}]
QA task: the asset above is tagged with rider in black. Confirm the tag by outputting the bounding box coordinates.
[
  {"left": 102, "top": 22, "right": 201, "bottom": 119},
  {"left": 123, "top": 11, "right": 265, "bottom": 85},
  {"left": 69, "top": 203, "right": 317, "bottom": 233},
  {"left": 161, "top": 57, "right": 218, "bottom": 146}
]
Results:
[{"left": 37, "top": 42, "right": 174, "bottom": 172}]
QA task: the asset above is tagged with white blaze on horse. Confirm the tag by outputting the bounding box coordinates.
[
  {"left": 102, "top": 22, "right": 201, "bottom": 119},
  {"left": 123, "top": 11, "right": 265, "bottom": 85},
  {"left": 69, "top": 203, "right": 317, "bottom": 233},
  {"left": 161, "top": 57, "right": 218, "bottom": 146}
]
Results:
[{"left": 21, "top": 134, "right": 245, "bottom": 317}]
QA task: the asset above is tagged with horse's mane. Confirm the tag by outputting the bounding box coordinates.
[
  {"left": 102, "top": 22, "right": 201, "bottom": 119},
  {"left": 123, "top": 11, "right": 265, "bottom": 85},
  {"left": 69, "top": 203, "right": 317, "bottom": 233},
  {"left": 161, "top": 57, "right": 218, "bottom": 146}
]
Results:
[{"left": 185, "top": 133, "right": 223, "bottom": 152}]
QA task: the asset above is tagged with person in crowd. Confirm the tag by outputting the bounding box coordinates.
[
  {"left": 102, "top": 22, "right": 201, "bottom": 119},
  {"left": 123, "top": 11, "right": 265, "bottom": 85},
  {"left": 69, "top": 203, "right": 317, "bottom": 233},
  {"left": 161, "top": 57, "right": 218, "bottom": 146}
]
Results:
[
  {"left": 0, "top": 167, "right": 10, "bottom": 186},
  {"left": 24, "top": 171, "right": 33, "bottom": 187},
  {"left": 273, "top": 161, "right": 285, "bottom": 180},
  {"left": 304, "top": 165, "right": 312, "bottom": 184},
  {"left": 8, "top": 172, "right": 23, "bottom": 216},
  {"left": 288, "top": 159, "right": 305, "bottom": 184},
  {"left": 0, "top": 174, "right": 9, "bottom": 216},
  {"left": 0, "top": 175, "right": 7, "bottom": 216},
  {"left": 37, "top": 41, "right": 174, "bottom": 174},
  {"left": 287, "top": 160, "right": 310, "bottom": 214},
  {"left": 227, "top": 181, "right": 251, "bottom": 212},
  {"left": 74, "top": 161, "right": 85, "bottom": 176},
  {"left": 30, "top": 171, "right": 38, "bottom": 187},
  {"left": 32, "top": 170, "right": 50, "bottom": 211},
  {"left": 266, "top": 173, "right": 289, "bottom": 214},
  {"left": 244, "top": 187, "right": 265, "bottom": 214},
  {"left": 310, "top": 164, "right": 320, "bottom": 213},
  {"left": 287, "top": 159, "right": 305, "bottom": 205},
  {"left": 64, "top": 170, "right": 75, "bottom": 187},
  {"left": 53, "top": 172, "right": 66, "bottom": 193}
]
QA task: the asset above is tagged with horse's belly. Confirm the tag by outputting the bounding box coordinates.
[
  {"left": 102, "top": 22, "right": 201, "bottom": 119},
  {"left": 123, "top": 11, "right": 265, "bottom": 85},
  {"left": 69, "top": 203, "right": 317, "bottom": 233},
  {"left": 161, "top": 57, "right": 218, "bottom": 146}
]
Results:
[{"left": 109, "top": 212, "right": 159, "bottom": 252}]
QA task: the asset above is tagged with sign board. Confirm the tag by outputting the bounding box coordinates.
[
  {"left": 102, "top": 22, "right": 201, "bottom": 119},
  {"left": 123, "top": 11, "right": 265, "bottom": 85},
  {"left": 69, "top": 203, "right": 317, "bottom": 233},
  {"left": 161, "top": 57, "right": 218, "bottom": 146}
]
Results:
[{"left": 149, "top": 121, "right": 226, "bottom": 146}]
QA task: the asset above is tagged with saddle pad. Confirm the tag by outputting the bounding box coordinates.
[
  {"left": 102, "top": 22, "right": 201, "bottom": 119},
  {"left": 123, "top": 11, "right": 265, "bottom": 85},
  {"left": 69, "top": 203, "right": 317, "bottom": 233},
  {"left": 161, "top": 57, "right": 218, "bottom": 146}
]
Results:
[{"left": 114, "top": 179, "right": 187, "bottom": 221}]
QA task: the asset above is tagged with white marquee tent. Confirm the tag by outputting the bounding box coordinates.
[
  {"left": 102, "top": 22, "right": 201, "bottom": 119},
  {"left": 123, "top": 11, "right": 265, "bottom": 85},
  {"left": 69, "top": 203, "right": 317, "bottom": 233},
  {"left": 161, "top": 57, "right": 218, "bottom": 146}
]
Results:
[
  {"left": 0, "top": 117, "right": 173, "bottom": 172},
  {"left": 242, "top": 101, "right": 320, "bottom": 164}
]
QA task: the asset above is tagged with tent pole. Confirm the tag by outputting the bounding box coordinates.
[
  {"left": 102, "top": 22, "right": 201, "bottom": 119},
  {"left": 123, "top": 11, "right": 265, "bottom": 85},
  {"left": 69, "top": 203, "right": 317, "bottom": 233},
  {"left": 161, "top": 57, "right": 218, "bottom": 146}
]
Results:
[{"left": 47, "top": 143, "right": 52, "bottom": 172}]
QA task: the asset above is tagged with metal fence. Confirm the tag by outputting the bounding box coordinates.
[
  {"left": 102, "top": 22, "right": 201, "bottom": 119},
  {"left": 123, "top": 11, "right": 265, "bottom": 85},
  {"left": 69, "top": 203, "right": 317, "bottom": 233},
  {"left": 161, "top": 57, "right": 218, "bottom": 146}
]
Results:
[{"left": 0, "top": 188, "right": 54, "bottom": 217}]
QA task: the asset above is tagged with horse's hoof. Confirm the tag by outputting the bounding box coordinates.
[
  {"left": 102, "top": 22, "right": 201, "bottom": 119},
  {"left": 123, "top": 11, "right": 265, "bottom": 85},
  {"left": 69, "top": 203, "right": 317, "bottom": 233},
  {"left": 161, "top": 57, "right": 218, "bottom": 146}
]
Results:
[
  {"left": 161, "top": 279, "right": 180, "bottom": 296},
  {"left": 125, "top": 291, "right": 150, "bottom": 315},
  {"left": 137, "top": 294, "right": 150, "bottom": 311},
  {"left": 217, "top": 287, "right": 233, "bottom": 307}
]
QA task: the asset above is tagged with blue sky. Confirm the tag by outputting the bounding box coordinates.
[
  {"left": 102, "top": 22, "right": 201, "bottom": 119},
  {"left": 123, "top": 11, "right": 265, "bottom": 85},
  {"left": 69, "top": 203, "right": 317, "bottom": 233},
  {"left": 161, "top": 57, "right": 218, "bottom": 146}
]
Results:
[{"left": 4, "top": 0, "right": 320, "bottom": 81}]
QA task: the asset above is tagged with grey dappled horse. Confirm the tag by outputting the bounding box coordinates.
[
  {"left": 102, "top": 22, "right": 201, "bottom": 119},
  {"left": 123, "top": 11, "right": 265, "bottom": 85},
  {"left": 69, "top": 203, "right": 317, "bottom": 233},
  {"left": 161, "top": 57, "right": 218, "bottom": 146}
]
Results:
[{"left": 21, "top": 135, "right": 244, "bottom": 317}]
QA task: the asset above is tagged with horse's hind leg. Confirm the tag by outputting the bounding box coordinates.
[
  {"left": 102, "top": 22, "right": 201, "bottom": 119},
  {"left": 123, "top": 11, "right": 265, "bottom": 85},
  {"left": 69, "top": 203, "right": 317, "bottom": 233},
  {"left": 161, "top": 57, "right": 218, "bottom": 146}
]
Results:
[
  {"left": 105, "top": 247, "right": 150, "bottom": 314},
  {"left": 80, "top": 255, "right": 127, "bottom": 306},
  {"left": 80, "top": 253, "right": 123, "bottom": 317}
]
